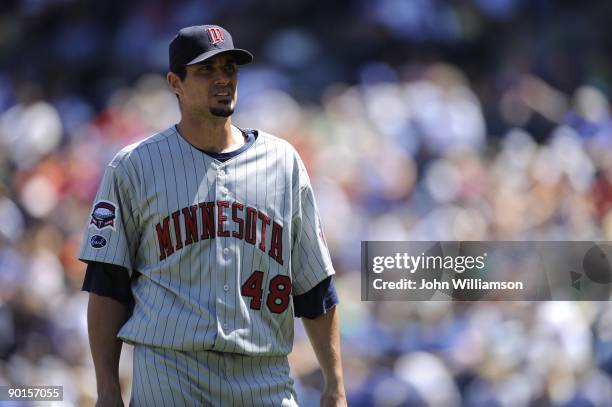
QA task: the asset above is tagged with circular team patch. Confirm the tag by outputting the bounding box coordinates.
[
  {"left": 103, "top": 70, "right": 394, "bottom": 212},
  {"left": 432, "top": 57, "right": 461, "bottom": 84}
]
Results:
[{"left": 90, "top": 234, "right": 107, "bottom": 248}]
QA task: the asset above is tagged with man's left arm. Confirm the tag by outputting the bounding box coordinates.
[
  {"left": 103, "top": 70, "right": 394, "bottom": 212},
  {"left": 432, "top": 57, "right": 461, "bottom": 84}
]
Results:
[
  {"left": 291, "top": 155, "right": 347, "bottom": 406},
  {"left": 302, "top": 305, "right": 347, "bottom": 407}
]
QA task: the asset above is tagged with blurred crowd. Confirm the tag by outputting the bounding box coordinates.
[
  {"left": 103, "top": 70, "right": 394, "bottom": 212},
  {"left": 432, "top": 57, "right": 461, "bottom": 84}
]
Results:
[{"left": 2, "top": 0, "right": 612, "bottom": 405}]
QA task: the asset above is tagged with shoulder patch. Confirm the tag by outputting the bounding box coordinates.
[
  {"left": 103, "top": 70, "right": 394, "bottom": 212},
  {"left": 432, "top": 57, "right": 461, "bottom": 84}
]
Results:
[
  {"left": 90, "top": 200, "right": 117, "bottom": 230},
  {"left": 90, "top": 234, "right": 108, "bottom": 248}
]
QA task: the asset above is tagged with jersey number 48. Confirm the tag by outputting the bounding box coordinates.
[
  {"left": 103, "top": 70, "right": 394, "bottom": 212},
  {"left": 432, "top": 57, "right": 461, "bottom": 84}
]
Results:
[{"left": 241, "top": 271, "right": 291, "bottom": 314}]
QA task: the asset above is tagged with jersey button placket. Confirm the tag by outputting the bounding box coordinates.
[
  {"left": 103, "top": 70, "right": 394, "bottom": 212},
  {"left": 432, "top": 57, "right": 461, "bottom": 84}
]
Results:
[
  {"left": 218, "top": 169, "right": 229, "bottom": 198},
  {"left": 217, "top": 167, "right": 231, "bottom": 334},
  {"left": 215, "top": 169, "right": 223, "bottom": 335}
]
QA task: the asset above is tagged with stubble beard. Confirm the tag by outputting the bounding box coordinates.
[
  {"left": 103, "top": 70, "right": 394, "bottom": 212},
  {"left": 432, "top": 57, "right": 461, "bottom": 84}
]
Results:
[{"left": 210, "top": 105, "right": 234, "bottom": 117}]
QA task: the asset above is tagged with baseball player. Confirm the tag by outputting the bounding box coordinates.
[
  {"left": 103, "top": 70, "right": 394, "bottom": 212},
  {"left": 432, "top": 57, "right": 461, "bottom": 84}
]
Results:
[{"left": 80, "top": 25, "right": 346, "bottom": 407}]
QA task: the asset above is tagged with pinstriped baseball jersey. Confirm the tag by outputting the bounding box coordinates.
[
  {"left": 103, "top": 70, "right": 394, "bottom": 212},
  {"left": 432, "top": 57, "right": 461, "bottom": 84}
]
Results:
[{"left": 79, "top": 125, "right": 334, "bottom": 355}]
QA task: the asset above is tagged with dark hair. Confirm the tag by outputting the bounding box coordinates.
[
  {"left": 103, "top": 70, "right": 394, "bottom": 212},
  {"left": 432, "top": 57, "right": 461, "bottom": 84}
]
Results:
[{"left": 175, "top": 66, "right": 187, "bottom": 81}]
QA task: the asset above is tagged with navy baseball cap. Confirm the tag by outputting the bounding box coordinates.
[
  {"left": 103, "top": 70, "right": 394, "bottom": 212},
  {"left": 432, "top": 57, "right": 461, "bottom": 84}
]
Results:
[{"left": 169, "top": 25, "right": 253, "bottom": 73}]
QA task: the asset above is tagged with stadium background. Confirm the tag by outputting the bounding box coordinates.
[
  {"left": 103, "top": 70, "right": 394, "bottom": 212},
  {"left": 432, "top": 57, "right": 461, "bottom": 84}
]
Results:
[{"left": 1, "top": 0, "right": 612, "bottom": 405}]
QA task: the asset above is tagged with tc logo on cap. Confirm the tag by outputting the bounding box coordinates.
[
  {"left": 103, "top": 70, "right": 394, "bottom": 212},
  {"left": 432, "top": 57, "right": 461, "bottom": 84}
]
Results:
[{"left": 206, "top": 27, "right": 225, "bottom": 45}]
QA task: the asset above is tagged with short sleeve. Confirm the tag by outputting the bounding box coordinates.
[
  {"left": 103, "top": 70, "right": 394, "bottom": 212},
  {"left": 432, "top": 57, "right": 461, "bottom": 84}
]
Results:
[
  {"left": 79, "top": 162, "right": 139, "bottom": 274},
  {"left": 291, "top": 157, "right": 335, "bottom": 295}
]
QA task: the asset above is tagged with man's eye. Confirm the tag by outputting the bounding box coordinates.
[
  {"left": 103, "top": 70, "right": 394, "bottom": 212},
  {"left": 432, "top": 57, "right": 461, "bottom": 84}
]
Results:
[{"left": 225, "top": 65, "right": 236, "bottom": 73}]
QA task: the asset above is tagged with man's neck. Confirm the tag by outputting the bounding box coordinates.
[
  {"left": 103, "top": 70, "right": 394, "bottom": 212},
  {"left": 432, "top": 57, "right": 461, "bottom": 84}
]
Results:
[{"left": 176, "top": 116, "right": 244, "bottom": 153}]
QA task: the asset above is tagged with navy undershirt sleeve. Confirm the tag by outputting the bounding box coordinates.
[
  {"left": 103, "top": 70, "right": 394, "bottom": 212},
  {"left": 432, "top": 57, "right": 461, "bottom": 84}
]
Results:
[
  {"left": 82, "top": 261, "right": 133, "bottom": 304},
  {"left": 293, "top": 276, "right": 339, "bottom": 319}
]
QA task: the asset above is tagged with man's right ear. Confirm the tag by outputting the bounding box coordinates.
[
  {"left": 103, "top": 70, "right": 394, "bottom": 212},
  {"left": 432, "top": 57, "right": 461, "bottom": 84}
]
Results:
[{"left": 167, "top": 72, "right": 183, "bottom": 99}]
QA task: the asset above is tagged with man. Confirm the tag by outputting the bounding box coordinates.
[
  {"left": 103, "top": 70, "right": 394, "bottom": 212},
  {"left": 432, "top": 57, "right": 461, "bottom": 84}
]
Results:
[{"left": 79, "top": 25, "right": 346, "bottom": 407}]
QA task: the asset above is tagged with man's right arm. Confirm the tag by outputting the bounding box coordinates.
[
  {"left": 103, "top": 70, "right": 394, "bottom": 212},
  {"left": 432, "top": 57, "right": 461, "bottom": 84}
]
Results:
[
  {"left": 82, "top": 261, "right": 133, "bottom": 406},
  {"left": 78, "top": 160, "right": 138, "bottom": 406},
  {"left": 88, "top": 293, "right": 129, "bottom": 407}
]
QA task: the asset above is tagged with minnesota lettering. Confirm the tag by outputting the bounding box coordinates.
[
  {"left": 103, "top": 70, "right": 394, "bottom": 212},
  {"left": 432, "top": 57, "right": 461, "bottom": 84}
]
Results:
[{"left": 155, "top": 200, "right": 284, "bottom": 265}]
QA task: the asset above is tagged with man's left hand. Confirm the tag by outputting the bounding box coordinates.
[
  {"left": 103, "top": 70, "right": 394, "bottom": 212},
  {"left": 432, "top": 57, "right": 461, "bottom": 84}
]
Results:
[{"left": 320, "top": 387, "right": 347, "bottom": 407}]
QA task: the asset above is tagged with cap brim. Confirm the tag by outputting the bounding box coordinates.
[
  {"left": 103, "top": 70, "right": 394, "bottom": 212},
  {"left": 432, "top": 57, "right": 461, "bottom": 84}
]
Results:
[{"left": 186, "top": 48, "right": 253, "bottom": 66}]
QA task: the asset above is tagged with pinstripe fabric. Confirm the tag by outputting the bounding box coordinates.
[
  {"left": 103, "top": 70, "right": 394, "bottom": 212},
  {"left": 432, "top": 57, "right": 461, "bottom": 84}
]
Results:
[
  {"left": 131, "top": 345, "right": 298, "bottom": 407},
  {"left": 79, "top": 126, "right": 334, "bottom": 356}
]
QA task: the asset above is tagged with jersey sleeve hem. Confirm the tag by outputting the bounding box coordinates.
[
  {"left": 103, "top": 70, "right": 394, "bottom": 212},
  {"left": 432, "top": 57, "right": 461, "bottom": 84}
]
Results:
[
  {"left": 78, "top": 256, "right": 133, "bottom": 275},
  {"left": 293, "top": 265, "right": 335, "bottom": 296}
]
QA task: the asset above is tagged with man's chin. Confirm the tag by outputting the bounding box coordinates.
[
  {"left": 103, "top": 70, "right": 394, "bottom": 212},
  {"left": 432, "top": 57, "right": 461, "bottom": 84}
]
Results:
[{"left": 210, "top": 106, "right": 234, "bottom": 118}]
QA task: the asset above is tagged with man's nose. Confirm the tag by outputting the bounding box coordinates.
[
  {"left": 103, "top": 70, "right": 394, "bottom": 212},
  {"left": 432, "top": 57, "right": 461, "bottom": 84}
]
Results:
[{"left": 214, "top": 71, "right": 231, "bottom": 85}]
